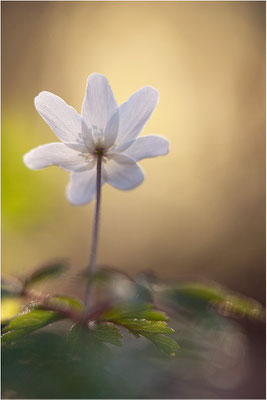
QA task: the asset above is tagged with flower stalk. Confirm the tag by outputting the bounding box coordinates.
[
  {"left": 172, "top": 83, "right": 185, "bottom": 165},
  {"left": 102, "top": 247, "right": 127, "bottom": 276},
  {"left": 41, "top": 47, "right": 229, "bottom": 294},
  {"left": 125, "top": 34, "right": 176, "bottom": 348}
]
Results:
[{"left": 83, "top": 152, "right": 102, "bottom": 309}]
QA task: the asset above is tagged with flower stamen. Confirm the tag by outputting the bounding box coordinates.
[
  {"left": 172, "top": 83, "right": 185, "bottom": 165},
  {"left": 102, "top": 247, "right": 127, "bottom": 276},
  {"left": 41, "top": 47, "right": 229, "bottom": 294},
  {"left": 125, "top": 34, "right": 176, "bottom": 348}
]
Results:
[
  {"left": 94, "top": 147, "right": 108, "bottom": 162},
  {"left": 95, "top": 148, "right": 105, "bottom": 156}
]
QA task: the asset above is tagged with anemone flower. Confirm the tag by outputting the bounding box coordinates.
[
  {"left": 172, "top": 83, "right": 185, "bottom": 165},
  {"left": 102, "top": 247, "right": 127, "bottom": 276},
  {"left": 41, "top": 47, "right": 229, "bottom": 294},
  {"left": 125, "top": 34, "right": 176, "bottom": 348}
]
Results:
[{"left": 24, "top": 73, "right": 169, "bottom": 205}]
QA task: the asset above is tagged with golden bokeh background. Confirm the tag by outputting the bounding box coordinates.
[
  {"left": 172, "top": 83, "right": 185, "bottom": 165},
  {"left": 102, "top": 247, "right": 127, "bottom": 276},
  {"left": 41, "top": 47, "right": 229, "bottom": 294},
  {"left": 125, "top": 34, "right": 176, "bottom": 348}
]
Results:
[{"left": 2, "top": 1, "right": 265, "bottom": 302}]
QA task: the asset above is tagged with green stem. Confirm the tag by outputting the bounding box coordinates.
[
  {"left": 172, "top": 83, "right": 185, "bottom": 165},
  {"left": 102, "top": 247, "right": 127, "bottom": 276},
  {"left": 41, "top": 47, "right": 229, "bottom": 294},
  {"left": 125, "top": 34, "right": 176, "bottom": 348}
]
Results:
[{"left": 83, "top": 153, "right": 102, "bottom": 310}]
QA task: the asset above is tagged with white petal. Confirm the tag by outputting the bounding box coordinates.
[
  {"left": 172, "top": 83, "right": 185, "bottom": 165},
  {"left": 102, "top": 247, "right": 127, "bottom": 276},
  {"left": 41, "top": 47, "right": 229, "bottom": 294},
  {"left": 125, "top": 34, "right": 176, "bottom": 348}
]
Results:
[
  {"left": 104, "top": 109, "right": 119, "bottom": 149},
  {"left": 81, "top": 119, "right": 96, "bottom": 153},
  {"left": 122, "top": 135, "right": 169, "bottom": 161},
  {"left": 66, "top": 168, "right": 102, "bottom": 205},
  {"left": 64, "top": 142, "right": 88, "bottom": 153},
  {"left": 23, "top": 143, "right": 94, "bottom": 172},
  {"left": 82, "top": 73, "right": 118, "bottom": 148},
  {"left": 116, "top": 86, "right": 159, "bottom": 146},
  {"left": 104, "top": 153, "right": 144, "bottom": 190},
  {"left": 34, "top": 92, "right": 82, "bottom": 143}
]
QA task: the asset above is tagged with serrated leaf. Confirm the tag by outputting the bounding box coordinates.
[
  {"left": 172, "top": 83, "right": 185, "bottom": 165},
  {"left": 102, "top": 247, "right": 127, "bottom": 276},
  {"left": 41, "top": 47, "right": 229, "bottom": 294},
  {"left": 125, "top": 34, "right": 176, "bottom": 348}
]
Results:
[
  {"left": 1, "top": 329, "right": 26, "bottom": 343},
  {"left": 2, "top": 309, "right": 63, "bottom": 344},
  {"left": 134, "top": 309, "right": 168, "bottom": 321},
  {"left": 24, "top": 262, "right": 69, "bottom": 288},
  {"left": 67, "top": 322, "right": 86, "bottom": 348},
  {"left": 115, "top": 319, "right": 174, "bottom": 334},
  {"left": 93, "top": 323, "right": 122, "bottom": 346},
  {"left": 2, "top": 295, "right": 84, "bottom": 344},
  {"left": 100, "top": 303, "right": 167, "bottom": 322},
  {"left": 99, "top": 303, "right": 173, "bottom": 337},
  {"left": 68, "top": 322, "right": 122, "bottom": 347},
  {"left": 1, "top": 298, "right": 23, "bottom": 323},
  {"left": 2, "top": 309, "right": 61, "bottom": 332},
  {"left": 127, "top": 329, "right": 141, "bottom": 338},
  {"left": 141, "top": 332, "right": 180, "bottom": 355},
  {"left": 67, "top": 323, "right": 112, "bottom": 356}
]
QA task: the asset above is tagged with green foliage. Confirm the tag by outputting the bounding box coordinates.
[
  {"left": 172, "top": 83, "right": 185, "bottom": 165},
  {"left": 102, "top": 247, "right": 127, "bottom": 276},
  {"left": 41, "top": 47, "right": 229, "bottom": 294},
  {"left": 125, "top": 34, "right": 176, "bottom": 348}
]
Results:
[
  {"left": 1, "top": 266, "right": 265, "bottom": 398},
  {"left": 163, "top": 282, "right": 265, "bottom": 321},
  {"left": 2, "top": 295, "right": 83, "bottom": 344},
  {"left": 24, "top": 262, "right": 69, "bottom": 288},
  {"left": 67, "top": 323, "right": 112, "bottom": 358},
  {"left": 67, "top": 323, "right": 86, "bottom": 348},
  {"left": 93, "top": 323, "right": 123, "bottom": 346},
  {"left": 67, "top": 303, "right": 175, "bottom": 353},
  {"left": 215, "top": 294, "right": 265, "bottom": 320},
  {"left": 2, "top": 332, "right": 113, "bottom": 399},
  {"left": 2, "top": 309, "right": 63, "bottom": 344},
  {"left": 98, "top": 302, "right": 177, "bottom": 354},
  {"left": 2, "top": 330, "right": 183, "bottom": 399},
  {"left": 141, "top": 332, "right": 180, "bottom": 355},
  {"left": 115, "top": 319, "right": 174, "bottom": 334},
  {"left": 1, "top": 268, "right": 264, "bottom": 367},
  {"left": 1, "top": 266, "right": 72, "bottom": 324},
  {"left": 45, "top": 295, "right": 83, "bottom": 313},
  {"left": 100, "top": 303, "right": 168, "bottom": 322},
  {"left": 168, "top": 282, "right": 225, "bottom": 303},
  {"left": 68, "top": 321, "right": 123, "bottom": 348}
]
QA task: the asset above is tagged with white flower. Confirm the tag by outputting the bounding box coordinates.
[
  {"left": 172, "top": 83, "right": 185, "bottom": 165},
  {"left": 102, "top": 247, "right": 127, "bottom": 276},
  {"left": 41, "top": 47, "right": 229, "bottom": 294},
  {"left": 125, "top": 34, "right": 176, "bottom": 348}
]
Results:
[{"left": 23, "top": 73, "right": 169, "bottom": 205}]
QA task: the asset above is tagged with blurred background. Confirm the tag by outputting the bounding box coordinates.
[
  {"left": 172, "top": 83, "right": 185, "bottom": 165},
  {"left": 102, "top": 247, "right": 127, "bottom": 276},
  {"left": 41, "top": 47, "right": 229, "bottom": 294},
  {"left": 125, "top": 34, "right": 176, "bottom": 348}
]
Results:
[{"left": 2, "top": 1, "right": 265, "bottom": 398}]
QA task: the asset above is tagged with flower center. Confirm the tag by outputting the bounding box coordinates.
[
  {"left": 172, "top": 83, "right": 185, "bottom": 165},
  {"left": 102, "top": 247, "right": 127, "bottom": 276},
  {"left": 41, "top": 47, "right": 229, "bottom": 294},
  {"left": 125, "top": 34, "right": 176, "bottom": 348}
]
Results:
[
  {"left": 95, "top": 148, "right": 105, "bottom": 156},
  {"left": 93, "top": 147, "right": 108, "bottom": 163}
]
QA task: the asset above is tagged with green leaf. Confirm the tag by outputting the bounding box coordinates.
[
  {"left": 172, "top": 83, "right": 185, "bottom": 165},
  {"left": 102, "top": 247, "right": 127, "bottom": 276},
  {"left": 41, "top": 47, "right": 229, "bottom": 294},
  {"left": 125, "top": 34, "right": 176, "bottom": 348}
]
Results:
[
  {"left": 127, "top": 329, "right": 141, "bottom": 338},
  {"left": 68, "top": 322, "right": 122, "bottom": 347},
  {"left": 67, "top": 322, "right": 86, "bottom": 348},
  {"left": 2, "top": 295, "right": 84, "bottom": 344},
  {"left": 99, "top": 303, "right": 174, "bottom": 337},
  {"left": 93, "top": 323, "right": 122, "bottom": 346},
  {"left": 100, "top": 303, "right": 167, "bottom": 322},
  {"left": 141, "top": 332, "right": 180, "bottom": 355},
  {"left": 67, "top": 323, "right": 112, "bottom": 356},
  {"left": 134, "top": 309, "right": 168, "bottom": 321},
  {"left": 45, "top": 295, "right": 83, "bottom": 313},
  {"left": 164, "top": 282, "right": 265, "bottom": 321},
  {"left": 165, "top": 282, "right": 225, "bottom": 307},
  {"left": 2, "top": 309, "right": 63, "bottom": 344},
  {"left": 24, "top": 262, "right": 69, "bottom": 288},
  {"left": 115, "top": 319, "right": 174, "bottom": 334},
  {"left": 2, "top": 309, "right": 61, "bottom": 332},
  {"left": 215, "top": 295, "right": 265, "bottom": 320}
]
